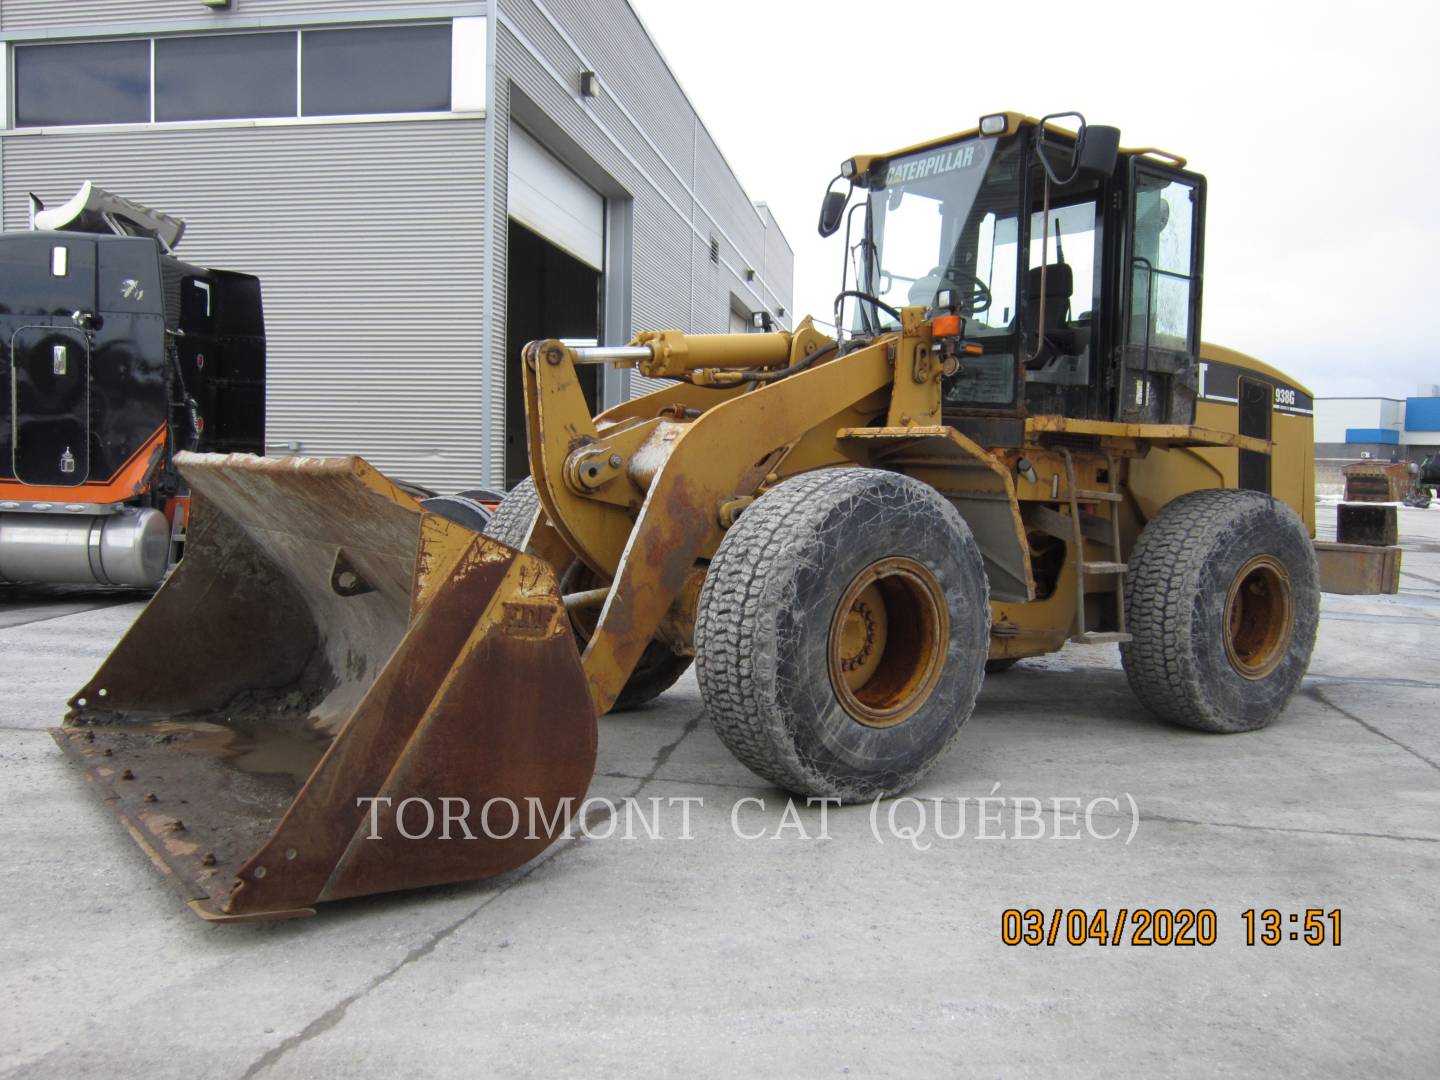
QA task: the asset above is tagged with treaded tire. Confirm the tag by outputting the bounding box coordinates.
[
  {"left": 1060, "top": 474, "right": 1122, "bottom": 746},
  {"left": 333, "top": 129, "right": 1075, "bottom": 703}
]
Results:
[
  {"left": 1120, "top": 488, "right": 1319, "bottom": 733},
  {"left": 609, "top": 649, "right": 692, "bottom": 712},
  {"left": 694, "top": 468, "right": 990, "bottom": 802},
  {"left": 483, "top": 477, "right": 540, "bottom": 550},
  {"left": 485, "top": 478, "right": 690, "bottom": 712}
]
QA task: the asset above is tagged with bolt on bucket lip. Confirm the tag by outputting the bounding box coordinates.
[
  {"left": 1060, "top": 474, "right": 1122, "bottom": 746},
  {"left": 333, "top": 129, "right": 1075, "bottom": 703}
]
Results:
[{"left": 52, "top": 719, "right": 325, "bottom": 921}]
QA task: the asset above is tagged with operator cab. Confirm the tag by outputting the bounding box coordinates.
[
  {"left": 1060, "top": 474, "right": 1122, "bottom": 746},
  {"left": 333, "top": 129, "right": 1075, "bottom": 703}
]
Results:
[{"left": 822, "top": 112, "right": 1205, "bottom": 440}]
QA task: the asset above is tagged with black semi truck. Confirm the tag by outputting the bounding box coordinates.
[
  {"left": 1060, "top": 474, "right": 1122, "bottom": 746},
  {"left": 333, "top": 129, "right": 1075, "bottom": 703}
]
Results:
[{"left": 0, "top": 184, "right": 265, "bottom": 588}]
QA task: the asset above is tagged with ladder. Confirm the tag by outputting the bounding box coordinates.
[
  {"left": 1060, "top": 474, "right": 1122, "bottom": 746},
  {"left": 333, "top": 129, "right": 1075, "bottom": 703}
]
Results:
[{"left": 1058, "top": 447, "right": 1132, "bottom": 645}]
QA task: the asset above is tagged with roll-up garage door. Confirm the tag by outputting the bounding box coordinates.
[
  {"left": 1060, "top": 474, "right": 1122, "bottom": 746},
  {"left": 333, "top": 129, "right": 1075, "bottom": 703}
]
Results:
[{"left": 507, "top": 124, "right": 604, "bottom": 271}]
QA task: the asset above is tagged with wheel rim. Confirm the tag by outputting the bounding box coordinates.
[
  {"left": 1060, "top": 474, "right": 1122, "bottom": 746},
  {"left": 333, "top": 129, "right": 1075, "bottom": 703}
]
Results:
[
  {"left": 827, "top": 557, "right": 949, "bottom": 728},
  {"left": 1222, "top": 554, "right": 1294, "bottom": 680}
]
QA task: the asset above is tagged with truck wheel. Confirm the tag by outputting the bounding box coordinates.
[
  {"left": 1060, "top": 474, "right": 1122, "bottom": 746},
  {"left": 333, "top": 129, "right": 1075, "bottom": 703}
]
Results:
[
  {"left": 1121, "top": 488, "right": 1319, "bottom": 733},
  {"left": 694, "top": 468, "right": 990, "bottom": 802},
  {"left": 484, "top": 478, "right": 690, "bottom": 711}
]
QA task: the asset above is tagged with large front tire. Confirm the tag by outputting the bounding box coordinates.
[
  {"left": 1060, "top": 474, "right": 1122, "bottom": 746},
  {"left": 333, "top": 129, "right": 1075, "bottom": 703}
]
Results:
[
  {"left": 1120, "top": 488, "right": 1319, "bottom": 733},
  {"left": 694, "top": 468, "right": 991, "bottom": 802}
]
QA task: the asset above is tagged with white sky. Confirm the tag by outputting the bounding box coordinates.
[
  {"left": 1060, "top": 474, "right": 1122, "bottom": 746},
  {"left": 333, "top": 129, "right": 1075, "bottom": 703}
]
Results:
[{"left": 627, "top": 0, "right": 1440, "bottom": 398}]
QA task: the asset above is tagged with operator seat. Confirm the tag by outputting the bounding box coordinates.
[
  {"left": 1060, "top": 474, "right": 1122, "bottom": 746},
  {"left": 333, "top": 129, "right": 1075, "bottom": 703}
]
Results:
[{"left": 1023, "top": 263, "right": 1087, "bottom": 367}]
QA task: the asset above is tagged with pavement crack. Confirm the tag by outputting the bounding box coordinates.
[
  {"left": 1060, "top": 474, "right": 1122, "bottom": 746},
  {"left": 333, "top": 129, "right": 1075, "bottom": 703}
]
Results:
[
  {"left": 1307, "top": 686, "right": 1440, "bottom": 773},
  {"left": 599, "top": 769, "right": 757, "bottom": 791},
  {"left": 1129, "top": 810, "right": 1440, "bottom": 844},
  {"left": 637, "top": 709, "right": 705, "bottom": 784},
  {"left": 235, "top": 863, "right": 542, "bottom": 1080},
  {"left": 236, "top": 708, "right": 707, "bottom": 1078}
]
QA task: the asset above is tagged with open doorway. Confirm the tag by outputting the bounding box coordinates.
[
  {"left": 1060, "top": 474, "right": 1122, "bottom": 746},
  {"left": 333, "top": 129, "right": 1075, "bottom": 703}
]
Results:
[{"left": 505, "top": 219, "right": 601, "bottom": 488}]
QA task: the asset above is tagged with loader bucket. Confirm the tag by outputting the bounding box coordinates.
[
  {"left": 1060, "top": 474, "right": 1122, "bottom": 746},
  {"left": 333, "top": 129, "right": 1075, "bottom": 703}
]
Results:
[{"left": 51, "top": 453, "right": 597, "bottom": 922}]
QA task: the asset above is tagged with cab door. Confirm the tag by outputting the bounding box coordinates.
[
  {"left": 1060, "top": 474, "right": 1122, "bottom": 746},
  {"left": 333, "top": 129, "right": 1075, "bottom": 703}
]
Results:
[
  {"left": 11, "top": 325, "right": 91, "bottom": 486},
  {"left": 1119, "top": 162, "right": 1205, "bottom": 424}
]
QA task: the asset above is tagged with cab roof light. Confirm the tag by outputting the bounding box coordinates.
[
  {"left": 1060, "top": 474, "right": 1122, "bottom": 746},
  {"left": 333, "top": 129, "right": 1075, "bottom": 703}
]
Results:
[
  {"left": 978, "top": 113, "right": 1007, "bottom": 137},
  {"left": 840, "top": 158, "right": 858, "bottom": 179}
]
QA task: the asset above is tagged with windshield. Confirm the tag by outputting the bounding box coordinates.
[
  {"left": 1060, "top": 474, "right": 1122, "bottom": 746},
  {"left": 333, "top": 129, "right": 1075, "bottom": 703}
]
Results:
[{"left": 861, "top": 134, "right": 1021, "bottom": 330}]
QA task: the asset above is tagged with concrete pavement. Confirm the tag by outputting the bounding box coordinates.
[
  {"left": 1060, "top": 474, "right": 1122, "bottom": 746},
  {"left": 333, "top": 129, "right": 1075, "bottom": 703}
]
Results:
[{"left": 1, "top": 502, "right": 1437, "bottom": 1078}]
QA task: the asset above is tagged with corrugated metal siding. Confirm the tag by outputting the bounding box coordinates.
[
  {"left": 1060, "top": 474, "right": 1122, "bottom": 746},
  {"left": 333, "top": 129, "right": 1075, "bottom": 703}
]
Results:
[
  {"left": 1, "top": 120, "right": 488, "bottom": 493},
  {"left": 0, "top": 1, "right": 453, "bottom": 31},
  {"left": 496, "top": 0, "right": 791, "bottom": 364},
  {"left": 758, "top": 203, "right": 795, "bottom": 317},
  {"left": 483, "top": 75, "right": 510, "bottom": 489}
]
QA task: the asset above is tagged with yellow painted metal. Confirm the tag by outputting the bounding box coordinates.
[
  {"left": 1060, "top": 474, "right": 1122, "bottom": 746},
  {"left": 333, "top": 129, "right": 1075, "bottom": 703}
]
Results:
[
  {"left": 575, "top": 344, "right": 894, "bottom": 715},
  {"left": 884, "top": 307, "right": 945, "bottom": 427},
  {"left": 1127, "top": 343, "right": 1316, "bottom": 535},
  {"left": 593, "top": 380, "right": 745, "bottom": 428},
  {"left": 630, "top": 328, "right": 792, "bottom": 378},
  {"left": 522, "top": 294, "right": 1319, "bottom": 687},
  {"left": 523, "top": 339, "right": 635, "bottom": 577},
  {"left": 837, "top": 425, "right": 1036, "bottom": 603},
  {"left": 825, "top": 556, "right": 949, "bottom": 730},
  {"left": 848, "top": 112, "right": 1187, "bottom": 181},
  {"left": 1222, "top": 554, "right": 1295, "bottom": 680},
  {"left": 1024, "top": 415, "right": 1271, "bottom": 454},
  {"left": 563, "top": 417, "right": 665, "bottom": 510}
]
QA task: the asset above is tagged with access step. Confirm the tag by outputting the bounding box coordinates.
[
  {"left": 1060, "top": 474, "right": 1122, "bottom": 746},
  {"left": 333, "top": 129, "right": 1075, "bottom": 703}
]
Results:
[
  {"left": 1080, "top": 561, "right": 1128, "bottom": 574},
  {"left": 1072, "top": 488, "right": 1124, "bottom": 502}
]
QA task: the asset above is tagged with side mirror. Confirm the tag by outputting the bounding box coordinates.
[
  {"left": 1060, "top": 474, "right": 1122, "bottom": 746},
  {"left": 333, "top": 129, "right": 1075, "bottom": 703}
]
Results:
[
  {"left": 1035, "top": 113, "right": 1121, "bottom": 185},
  {"left": 818, "top": 178, "right": 850, "bottom": 238},
  {"left": 750, "top": 310, "right": 775, "bottom": 332},
  {"left": 1075, "top": 124, "right": 1121, "bottom": 181}
]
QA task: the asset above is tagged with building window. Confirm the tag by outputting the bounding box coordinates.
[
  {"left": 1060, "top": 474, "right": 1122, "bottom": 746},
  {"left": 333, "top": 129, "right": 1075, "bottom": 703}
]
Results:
[
  {"left": 11, "top": 24, "right": 454, "bottom": 128},
  {"left": 301, "top": 25, "right": 451, "bottom": 117},
  {"left": 14, "top": 40, "right": 150, "bottom": 126},
  {"left": 156, "top": 33, "right": 297, "bottom": 122}
]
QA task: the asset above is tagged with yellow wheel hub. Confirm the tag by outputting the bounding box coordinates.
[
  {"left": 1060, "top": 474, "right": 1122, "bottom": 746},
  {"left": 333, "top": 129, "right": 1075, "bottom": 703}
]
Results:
[
  {"left": 1223, "top": 554, "right": 1294, "bottom": 680},
  {"left": 827, "top": 557, "right": 949, "bottom": 729}
]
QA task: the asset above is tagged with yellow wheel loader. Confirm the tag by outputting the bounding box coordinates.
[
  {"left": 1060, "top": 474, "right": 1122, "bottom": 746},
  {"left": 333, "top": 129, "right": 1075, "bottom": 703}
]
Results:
[{"left": 55, "top": 111, "right": 1325, "bottom": 921}]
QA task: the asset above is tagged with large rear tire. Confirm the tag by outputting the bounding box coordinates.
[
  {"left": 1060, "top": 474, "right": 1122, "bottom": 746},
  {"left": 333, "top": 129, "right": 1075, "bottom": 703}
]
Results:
[
  {"left": 483, "top": 478, "right": 690, "bottom": 712},
  {"left": 1120, "top": 488, "right": 1319, "bottom": 733},
  {"left": 694, "top": 468, "right": 990, "bottom": 802}
]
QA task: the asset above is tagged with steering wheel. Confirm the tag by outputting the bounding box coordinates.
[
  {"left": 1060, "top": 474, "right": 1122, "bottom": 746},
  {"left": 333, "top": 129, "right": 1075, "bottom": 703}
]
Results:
[{"left": 909, "top": 267, "right": 992, "bottom": 315}]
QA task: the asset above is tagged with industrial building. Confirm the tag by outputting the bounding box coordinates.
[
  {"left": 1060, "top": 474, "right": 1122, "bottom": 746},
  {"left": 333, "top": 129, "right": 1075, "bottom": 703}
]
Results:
[
  {"left": 1313, "top": 387, "right": 1440, "bottom": 487},
  {"left": 0, "top": 0, "right": 793, "bottom": 492}
]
